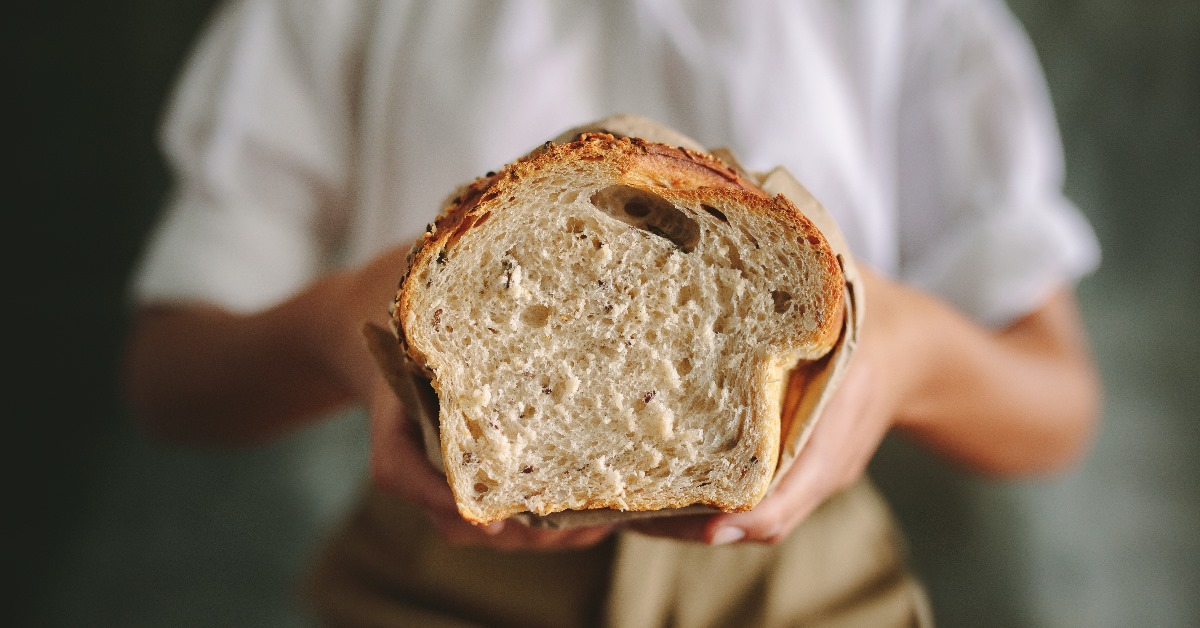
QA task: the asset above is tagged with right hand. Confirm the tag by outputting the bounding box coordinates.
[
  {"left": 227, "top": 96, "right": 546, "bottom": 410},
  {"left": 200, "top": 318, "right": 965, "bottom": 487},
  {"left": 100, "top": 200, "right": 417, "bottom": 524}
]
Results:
[
  {"left": 335, "top": 244, "right": 616, "bottom": 551},
  {"left": 365, "top": 376, "right": 615, "bottom": 550}
]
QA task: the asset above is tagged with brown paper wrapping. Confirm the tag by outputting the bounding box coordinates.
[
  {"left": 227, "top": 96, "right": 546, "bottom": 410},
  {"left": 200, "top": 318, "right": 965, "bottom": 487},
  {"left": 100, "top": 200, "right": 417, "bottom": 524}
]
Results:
[{"left": 364, "top": 115, "right": 864, "bottom": 529}]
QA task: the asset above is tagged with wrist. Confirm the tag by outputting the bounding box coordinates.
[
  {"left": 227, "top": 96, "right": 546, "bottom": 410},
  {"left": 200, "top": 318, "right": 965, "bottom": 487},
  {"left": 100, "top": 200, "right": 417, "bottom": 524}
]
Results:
[
  {"left": 305, "top": 246, "right": 412, "bottom": 399},
  {"left": 855, "top": 269, "right": 945, "bottom": 432}
]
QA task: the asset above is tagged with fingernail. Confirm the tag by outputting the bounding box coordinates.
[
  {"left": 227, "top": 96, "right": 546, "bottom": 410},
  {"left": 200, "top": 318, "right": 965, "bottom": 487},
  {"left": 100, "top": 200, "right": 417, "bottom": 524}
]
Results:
[
  {"left": 482, "top": 521, "right": 505, "bottom": 536},
  {"left": 710, "top": 526, "right": 745, "bottom": 546}
]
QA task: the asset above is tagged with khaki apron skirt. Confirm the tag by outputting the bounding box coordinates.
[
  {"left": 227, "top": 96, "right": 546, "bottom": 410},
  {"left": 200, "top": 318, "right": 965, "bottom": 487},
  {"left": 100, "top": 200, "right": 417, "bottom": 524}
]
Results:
[{"left": 306, "top": 478, "right": 932, "bottom": 627}]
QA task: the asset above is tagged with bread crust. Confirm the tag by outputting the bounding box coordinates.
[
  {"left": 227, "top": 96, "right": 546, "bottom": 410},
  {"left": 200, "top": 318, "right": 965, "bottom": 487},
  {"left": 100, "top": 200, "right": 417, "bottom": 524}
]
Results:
[{"left": 391, "top": 132, "right": 845, "bottom": 524}]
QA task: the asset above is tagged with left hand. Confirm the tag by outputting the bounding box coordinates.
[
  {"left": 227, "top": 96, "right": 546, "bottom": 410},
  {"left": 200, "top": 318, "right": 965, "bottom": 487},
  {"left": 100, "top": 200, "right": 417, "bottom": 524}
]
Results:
[{"left": 631, "top": 267, "right": 920, "bottom": 544}]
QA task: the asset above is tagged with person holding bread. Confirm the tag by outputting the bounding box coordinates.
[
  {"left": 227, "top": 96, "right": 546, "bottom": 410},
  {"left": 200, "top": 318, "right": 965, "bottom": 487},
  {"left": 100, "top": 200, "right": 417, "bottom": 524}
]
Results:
[{"left": 122, "top": 0, "right": 1102, "bottom": 626}]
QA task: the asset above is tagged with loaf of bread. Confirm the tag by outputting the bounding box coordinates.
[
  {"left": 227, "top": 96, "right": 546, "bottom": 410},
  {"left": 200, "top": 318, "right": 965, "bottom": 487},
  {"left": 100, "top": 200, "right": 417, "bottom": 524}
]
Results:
[{"left": 391, "top": 130, "right": 845, "bottom": 525}]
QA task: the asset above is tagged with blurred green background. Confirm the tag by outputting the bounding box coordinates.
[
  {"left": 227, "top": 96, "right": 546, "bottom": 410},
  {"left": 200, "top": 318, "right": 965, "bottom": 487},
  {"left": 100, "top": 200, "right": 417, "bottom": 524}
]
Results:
[{"left": 14, "top": 1, "right": 1198, "bottom": 626}]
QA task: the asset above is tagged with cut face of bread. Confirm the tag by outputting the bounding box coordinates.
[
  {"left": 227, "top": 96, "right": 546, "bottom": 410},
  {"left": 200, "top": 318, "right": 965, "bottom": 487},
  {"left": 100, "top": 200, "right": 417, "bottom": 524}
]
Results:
[{"left": 394, "top": 134, "right": 844, "bottom": 525}]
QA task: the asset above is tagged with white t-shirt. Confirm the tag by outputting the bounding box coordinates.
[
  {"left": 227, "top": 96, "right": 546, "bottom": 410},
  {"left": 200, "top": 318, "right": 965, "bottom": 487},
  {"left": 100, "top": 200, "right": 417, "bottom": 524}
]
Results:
[{"left": 133, "top": 0, "right": 1098, "bottom": 328}]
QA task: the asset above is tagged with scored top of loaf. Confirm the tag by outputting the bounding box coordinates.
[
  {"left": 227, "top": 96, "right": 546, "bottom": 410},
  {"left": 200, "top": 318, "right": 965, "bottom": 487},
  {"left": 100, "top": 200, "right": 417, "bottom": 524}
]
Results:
[{"left": 391, "top": 132, "right": 845, "bottom": 524}]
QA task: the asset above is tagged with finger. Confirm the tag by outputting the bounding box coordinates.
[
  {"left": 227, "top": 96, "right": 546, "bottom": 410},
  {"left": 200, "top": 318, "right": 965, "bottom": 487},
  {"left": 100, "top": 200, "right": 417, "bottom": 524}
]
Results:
[
  {"left": 437, "top": 517, "right": 616, "bottom": 551},
  {"left": 628, "top": 514, "right": 717, "bottom": 543},
  {"left": 429, "top": 513, "right": 507, "bottom": 546},
  {"left": 367, "top": 385, "right": 458, "bottom": 513},
  {"left": 530, "top": 524, "right": 615, "bottom": 550},
  {"left": 711, "top": 365, "right": 879, "bottom": 544},
  {"left": 707, "top": 462, "right": 824, "bottom": 544}
]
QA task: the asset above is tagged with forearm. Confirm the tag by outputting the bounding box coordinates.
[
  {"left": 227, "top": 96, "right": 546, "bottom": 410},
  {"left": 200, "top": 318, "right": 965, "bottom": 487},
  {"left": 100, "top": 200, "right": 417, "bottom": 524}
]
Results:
[
  {"left": 122, "top": 294, "right": 340, "bottom": 444},
  {"left": 121, "top": 250, "right": 404, "bottom": 445},
  {"left": 883, "top": 276, "right": 1102, "bottom": 475}
]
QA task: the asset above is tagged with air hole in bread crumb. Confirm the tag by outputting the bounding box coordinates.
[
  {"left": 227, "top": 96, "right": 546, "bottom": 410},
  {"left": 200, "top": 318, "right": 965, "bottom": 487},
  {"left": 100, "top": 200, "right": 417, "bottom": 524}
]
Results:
[
  {"left": 590, "top": 185, "right": 700, "bottom": 253},
  {"left": 677, "top": 284, "right": 699, "bottom": 306},
  {"left": 677, "top": 357, "right": 694, "bottom": 377},
  {"left": 771, "top": 290, "right": 793, "bottom": 313},
  {"left": 702, "top": 204, "right": 729, "bottom": 223},
  {"left": 473, "top": 482, "right": 490, "bottom": 494},
  {"left": 520, "top": 304, "right": 551, "bottom": 327},
  {"left": 623, "top": 200, "right": 652, "bottom": 218}
]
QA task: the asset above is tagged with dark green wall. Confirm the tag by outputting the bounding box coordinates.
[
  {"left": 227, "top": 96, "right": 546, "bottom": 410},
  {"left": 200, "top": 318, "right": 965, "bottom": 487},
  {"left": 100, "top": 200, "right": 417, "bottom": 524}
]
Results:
[
  {"left": 15, "top": 2, "right": 220, "bottom": 620},
  {"left": 16, "top": 2, "right": 1199, "bottom": 626}
]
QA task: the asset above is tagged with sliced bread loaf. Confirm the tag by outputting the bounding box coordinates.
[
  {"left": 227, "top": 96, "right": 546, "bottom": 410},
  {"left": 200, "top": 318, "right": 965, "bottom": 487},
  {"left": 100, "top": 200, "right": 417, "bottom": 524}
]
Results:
[{"left": 392, "top": 132, "right": 845, "bottom": 525}]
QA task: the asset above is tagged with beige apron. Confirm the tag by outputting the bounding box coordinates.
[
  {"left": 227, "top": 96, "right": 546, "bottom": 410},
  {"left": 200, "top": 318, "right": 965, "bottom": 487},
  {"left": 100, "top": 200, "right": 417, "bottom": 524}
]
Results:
[{"left": 305, "top": 478, "right": 932, "bottom": 627}]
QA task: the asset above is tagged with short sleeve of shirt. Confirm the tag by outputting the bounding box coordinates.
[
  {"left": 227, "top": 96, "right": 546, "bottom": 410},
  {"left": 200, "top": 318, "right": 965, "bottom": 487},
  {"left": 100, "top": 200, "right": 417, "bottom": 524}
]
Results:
[
  {"left": 129, "top": 0, "right": 366, "bottom": 312},
  {"left": 895, "top": 0, "right": 1100, "bottom": 328}
]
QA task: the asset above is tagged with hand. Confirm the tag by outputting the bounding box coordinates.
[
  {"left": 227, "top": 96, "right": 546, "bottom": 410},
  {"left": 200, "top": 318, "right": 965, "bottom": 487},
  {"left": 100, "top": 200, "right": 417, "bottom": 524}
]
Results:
[
  {"left": 631, "top": 268, "right": 920, "bottom": 545},
  {"left": 364, "top": 374, "right": 616, "bottom": 550},
  {"left": 335, "top": 245, "right": 617, "bottom": 551}
]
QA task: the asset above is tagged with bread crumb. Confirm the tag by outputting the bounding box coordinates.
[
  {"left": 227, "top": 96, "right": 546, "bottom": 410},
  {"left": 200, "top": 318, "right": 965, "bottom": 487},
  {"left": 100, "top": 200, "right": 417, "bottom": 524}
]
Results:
[
  {"left": 466, "top": 384, "right": 492, "bottom": 409},
  {"left": 648, "top": 403, "right": 675, "bottom": 438},
  {"left": 642, "top": 443, "right": 664, "bottom": 468},
  {"left": 657, "top": 358, "right": 681, "bottom": 389},
  {"left": 507, "top": 262, "right": 524, "bottom": 297}
]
